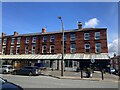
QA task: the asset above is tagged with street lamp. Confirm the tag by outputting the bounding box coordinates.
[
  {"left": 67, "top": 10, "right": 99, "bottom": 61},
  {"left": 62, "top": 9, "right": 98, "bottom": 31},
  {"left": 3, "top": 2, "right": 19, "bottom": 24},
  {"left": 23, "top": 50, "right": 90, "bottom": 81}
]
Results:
[{"left": 58, "top": 16, "right": 64, "bottom": 76}]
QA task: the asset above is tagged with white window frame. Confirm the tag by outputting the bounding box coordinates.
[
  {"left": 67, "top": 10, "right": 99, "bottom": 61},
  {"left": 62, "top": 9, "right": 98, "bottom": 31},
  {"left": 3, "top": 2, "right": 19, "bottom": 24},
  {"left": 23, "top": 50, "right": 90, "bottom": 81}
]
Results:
[
  {"left": 84, "top": 33, "right": 90, "bottom": 40},
  {"left": 26, "top": 37, "right": 30, "bottom": 43},
  {"left": 70, "top": 44, "right": 76, "bottom": 53},
  {"left": 70, "top": 33, "right": 76, "bottom": 41},
  {"left": 95, "top": 43, "right": 101, "bottom": 53},
  {"left": 16, "top": 45, "right": 20, "bottom": 54},
  {"left": 10, "top": 46, "right": 14, "bottom": 55},
  {"left": 50, "top": 45, "right": 54, "bottom": 53},
  {"left": 43, "top": 36, "right": 47, "bottom": 42},
  {"left": 42, "top": 45, "right": 47, "bottom": 53},
  {"left": 11, "top": 38, "right": 15, "bottom": 44},
  {"left": 95, "top": 32, "right": 100, "bottom": 40},
  {"left": 2, "top": 46, "right": 6, "bottom": 54},
  {"left": 85, "top": 43, "right": 90, "bottom": 53},
  {"left": 32, "top": 37, "right": 36, "bottom": 43},
  {"left": 17, "top": 37, "right": 21, "bottom": 44},
  {"left": 25, "top": 46, "right": 29, "bottom": 54},
  {"left": 3, "top": 38, "right": 7, "bottom": 45},
  {"left": 32, "top": 45, "right": 36, "bottom": 54},
  {"left": 50, "top": 35, "right": 55, "bottom": 42}
]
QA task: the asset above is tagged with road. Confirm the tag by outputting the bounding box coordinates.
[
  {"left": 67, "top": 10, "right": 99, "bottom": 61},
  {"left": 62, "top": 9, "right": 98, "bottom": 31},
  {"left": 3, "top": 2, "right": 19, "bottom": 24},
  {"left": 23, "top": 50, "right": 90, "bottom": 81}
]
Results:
[{"left": 1, "top": 74, "right": 118, "bottom": 88}]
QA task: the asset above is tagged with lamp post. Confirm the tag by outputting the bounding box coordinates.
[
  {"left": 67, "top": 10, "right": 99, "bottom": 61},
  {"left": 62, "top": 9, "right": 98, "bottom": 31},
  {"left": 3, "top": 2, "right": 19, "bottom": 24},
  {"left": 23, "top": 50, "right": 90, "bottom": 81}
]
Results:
[{"left": 58, "top": 16, "right": 64, "bottom": 76}]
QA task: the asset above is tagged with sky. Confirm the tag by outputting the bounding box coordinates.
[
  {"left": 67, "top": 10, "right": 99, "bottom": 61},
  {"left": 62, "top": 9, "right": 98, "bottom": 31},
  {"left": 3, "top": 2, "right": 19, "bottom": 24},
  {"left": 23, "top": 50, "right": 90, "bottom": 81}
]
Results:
[{"left": 2, "top": 2, "right": 118, "bottom": 57}]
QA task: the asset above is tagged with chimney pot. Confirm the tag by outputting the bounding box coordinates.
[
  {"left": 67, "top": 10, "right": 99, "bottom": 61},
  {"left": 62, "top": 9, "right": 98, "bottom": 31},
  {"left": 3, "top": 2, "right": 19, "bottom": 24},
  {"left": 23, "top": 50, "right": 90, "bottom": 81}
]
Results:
[
  {"left": 78, "top": 21, "right": 82, "bottom": 29},
  {"left": 2, "top": 32, "right": 6, "bottom": 37},
  {"left": 42, "top": 28, "right": 46, "bottom": 33},
  {"left": 14, "top": 31, "right": 18, "bottom": 36}
]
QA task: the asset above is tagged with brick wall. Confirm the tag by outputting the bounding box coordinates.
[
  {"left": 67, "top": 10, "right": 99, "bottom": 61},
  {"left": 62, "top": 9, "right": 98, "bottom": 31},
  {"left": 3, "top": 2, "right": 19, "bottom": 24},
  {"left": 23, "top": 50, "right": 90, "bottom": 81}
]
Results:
[{"left": 1, "top": 29, "right": 108, "bottom": 55}]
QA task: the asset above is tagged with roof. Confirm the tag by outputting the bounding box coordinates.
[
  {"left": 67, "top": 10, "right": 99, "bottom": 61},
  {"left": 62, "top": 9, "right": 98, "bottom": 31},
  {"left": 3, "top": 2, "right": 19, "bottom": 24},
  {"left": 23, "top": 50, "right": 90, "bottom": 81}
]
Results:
[
  {"left": 0, "top": 53, "right": 109, "bottom": 60},
  {"left": 2, "top": 28, "right": 107, "bottom": 38},
  {"left": 111, "top": 55, "right": 120, "bottom": 59}
]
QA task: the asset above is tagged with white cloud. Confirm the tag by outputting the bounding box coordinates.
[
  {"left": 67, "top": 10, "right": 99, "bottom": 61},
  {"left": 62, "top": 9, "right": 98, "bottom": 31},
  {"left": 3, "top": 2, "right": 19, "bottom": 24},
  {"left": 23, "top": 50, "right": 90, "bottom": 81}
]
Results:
[
  {"left": 108, "top": 39, "right": 118, "bottom": 57},
  {"left": 84, "top": 18, "right": 100, "bottom": 28}
]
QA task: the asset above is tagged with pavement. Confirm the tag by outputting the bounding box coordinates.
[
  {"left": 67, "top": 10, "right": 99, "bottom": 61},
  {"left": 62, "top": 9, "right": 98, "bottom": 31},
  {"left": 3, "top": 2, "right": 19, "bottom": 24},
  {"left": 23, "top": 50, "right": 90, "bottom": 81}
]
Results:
[{"left": 40, "top": 70, "right": 119, "bottom": 82}]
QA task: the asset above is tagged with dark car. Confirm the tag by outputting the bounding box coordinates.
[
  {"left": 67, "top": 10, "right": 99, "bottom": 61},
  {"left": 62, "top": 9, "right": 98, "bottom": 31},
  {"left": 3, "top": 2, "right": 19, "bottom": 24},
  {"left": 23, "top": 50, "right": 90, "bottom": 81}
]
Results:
[
  {"left": 12, "top": 66, "right": 40, "bottom": 76},
  {"left": 0, "top": 77, "right": 23, "bottom": 90}
]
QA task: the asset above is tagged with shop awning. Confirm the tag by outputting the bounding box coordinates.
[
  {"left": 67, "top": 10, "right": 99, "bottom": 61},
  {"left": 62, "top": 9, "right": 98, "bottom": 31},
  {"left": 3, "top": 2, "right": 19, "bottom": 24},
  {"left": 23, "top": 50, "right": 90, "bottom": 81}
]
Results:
[{"left": 0, "top": 53, "right": 110, "bottom": 60}]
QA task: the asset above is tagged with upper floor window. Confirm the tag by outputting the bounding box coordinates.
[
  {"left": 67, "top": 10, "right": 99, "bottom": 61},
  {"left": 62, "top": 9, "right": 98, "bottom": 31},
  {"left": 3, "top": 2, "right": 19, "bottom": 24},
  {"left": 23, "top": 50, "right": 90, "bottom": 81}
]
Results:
[
  {"left": 85, "top": 43, "right": 90, "bottom": 53},
  {"left": 95, "top": 32, "right": 100, "bottom": 40},
  {"left": 32, "top": 45, "right": 36, "bottom": 54},
  {"left": 70, "top": 33, "right": 76, "bottom": 41},
  {"left": 43, "top": 36, "right": 47, "bottom": 42},
  {"left": 42, "top": 45, "right": 47, "bottom": 53},
  {"left": 3, "top": 38, "right": 7, "bottom": 45},
  {"left": 25, "top": 46, "right": 29, "bottom": 54},
  {"left": 10, "top": 46, "right": 14, "bottom": 55},
  {"left": 70, "top": 44, "right": 76, "bottom": 53},
  {"left": 50, "top": 35, "right": 55, "bottom": 42},
  {"left": 17, "top": 37, "right": 21, "bottom": 44},
  {"left": 95, "top": 43, "right": 101, "bottom": 53},
  {"left": 64, "top": 34, "right": 66, "bottom": 41},
  {"left": 16, "top": 46, "right": 20, "bottom": 54},
  {"left": 50, "top": 45, "right": 54, "bottom": 53},
  {"left": 26, "top": 37, "right": 30, "bottom": 43},
  {"left": 84, "top": 33, "right": 90, "bottom": 40},
  {"left": 2, "top": 46, "right": 6, "bottom": 55},
  {"left": 32, "top": 37, "right": 36, "bottom": 43},
  {"left": 11, "top": 38, "right": 15, "bottom": 44}
]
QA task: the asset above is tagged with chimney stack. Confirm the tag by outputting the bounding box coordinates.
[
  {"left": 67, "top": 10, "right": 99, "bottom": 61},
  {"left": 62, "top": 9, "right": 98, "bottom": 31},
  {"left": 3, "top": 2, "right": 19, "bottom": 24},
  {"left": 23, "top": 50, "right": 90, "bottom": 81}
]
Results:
[
  {"left": 78, "top": 22, "right": 82, "bottom": 29},
  {"left": 2, "top": 32, "right": 6, "bottom": 37},
  {"left": 42, "top": 28, "right": 46, "bottom": 33},
  {"left": 14, "top": 31, "right": 18, "bottom": 36}
]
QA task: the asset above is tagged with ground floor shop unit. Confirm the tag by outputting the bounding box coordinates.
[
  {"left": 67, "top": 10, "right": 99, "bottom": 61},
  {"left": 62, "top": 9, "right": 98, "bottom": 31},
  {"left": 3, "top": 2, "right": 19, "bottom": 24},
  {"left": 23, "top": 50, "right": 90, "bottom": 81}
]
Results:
[{"left": 0, "top": 53, "right": 110, "bottom": 71}]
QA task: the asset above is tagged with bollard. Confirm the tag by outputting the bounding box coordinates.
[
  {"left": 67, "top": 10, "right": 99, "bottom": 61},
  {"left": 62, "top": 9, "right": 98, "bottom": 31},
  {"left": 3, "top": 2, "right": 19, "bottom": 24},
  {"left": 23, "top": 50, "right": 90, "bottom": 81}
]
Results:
[
  {"left": 101, "top": 70, "right": 104, "bottom": 80},
  {"left": 81, "top": 70, "right": 83, "bottom": 78}
]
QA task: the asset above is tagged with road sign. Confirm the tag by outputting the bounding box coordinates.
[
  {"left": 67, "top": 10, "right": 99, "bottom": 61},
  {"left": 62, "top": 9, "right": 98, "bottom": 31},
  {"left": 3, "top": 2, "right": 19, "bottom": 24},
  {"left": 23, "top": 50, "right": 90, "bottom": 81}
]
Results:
[{"left": 91, "top": 59, "right": 95, "bottom": 63}]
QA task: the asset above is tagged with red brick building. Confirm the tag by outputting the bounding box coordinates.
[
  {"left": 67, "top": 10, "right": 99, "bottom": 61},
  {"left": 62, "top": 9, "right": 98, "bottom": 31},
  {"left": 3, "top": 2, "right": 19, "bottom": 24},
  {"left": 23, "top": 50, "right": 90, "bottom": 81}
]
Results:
[{"left": 0, "top": 22, "right": 110, "bottom": 70}]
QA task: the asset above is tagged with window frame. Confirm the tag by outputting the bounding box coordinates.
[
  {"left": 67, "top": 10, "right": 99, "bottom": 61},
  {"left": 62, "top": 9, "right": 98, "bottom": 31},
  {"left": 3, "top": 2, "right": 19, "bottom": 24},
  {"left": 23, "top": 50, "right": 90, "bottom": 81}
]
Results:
[
  {"left": 42, "top": 45, "right": 47, "bottom": 53},
  {"left": 50, "top": 45, "right": 54, "bottom": 53},
  {"left": 26, "top": 37, "right": 30, "bottom": 43},
  {"left": 70, "top": 44, "right": 76, "bottom": 53},
  {"left": 95, "top": 32, "right": 100, "bottom": 40},
  {"left": 32, "top": 37, "right": 36, "bottom": 43},
  {"left": 84, "top": 33, "right": 90, "bottom": 40},
  {"left": 85, "top": 43, "right": 90, "bottom": 53},
  {"left": 32, "top": 45, "right": 36, "bottom": 54},
  {"left": 50, "top": 35, "right": 55, "bottom": 42},
  {"left": 70, "top": 33, "right": 76, "bottom": 41},
  {"left": 95, "top": 43, "right": 101, "bottom": 53},
  {"left": 16, "top": 45, "right": 20, "bottom": 54},
  {"left": 3, "top": 38, "right": 7, "bottom": 45},
  {"left": 17, "top": 37, "right": 21, "bottom": 44},
  {"left": 43, "top": 36, "right": 47, "bottom": 42},
  {"left": 25, "top": 46, "right": 29, "bottom": 54}
]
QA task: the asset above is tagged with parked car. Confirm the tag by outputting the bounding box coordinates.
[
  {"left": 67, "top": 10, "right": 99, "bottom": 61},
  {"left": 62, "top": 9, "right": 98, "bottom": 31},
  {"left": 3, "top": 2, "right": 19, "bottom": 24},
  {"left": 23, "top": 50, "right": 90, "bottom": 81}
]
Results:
[
  {"left": 0, "top": 65, "right": 14, "bottom": 74},
  {"left": 34, "top": 63, "right": 46, "bottom": 70},
  {"left": 109, "top": 68, "right": 115, "bottom": 74},
  {"left": 0, "top": 77, "right": 23, "bottom": 90},
  {"left": 12, "top": 66, "right": 40, "bottom": 76}
]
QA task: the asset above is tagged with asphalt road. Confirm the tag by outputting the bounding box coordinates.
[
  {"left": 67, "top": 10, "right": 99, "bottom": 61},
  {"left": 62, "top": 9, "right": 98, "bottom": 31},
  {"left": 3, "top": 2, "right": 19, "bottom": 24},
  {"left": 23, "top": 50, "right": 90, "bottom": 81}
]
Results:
[{"left": 1, "top": 74, "right": 118, "bottom": 88}]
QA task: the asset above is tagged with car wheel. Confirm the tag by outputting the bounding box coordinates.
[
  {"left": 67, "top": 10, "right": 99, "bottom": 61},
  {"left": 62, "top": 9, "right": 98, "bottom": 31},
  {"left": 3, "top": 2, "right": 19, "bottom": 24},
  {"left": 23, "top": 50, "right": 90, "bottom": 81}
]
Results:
[
  {"left": 29, "top": 72, "right": 33, "bottom": 76},
  {"left": 13, "top": 71, "right": 17, "bottom": 75},
  {"left": 3, "top": 70, "right": 7, "bottom": 74}
]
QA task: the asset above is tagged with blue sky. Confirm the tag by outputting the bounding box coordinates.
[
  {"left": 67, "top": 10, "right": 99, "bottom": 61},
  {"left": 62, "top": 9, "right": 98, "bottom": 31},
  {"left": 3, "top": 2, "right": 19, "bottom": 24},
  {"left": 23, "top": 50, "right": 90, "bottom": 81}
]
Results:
[{"left": 2, "top": 2, "right": 118, "bottom": 56}]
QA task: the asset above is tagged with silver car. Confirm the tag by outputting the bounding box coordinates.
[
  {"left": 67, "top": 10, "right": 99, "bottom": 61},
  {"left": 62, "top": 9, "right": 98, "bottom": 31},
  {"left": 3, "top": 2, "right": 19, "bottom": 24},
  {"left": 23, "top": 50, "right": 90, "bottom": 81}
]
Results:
[{"left": 0, "top": 65, "right": 14, "bottom": 74}]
